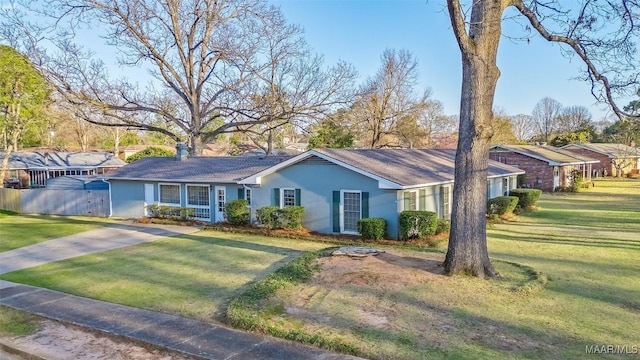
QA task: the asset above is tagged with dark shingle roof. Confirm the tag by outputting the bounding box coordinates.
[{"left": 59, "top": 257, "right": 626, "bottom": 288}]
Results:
[
  {"left": 106, "top": 156, "right": 293, "bottom": 182},
  {"left": 108, "top": 149, "right": 523, "bottom": 188},
  {"left": 491, "top": 145, "right": 599, "bottom": 165},
  {"left": 313, "top": 148, "right": 523, "bottom": 187}
]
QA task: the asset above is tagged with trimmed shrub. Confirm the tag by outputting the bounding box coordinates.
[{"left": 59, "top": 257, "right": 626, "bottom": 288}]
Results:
[
  {"left": 487, "top": 196, "right": 519, "bottom": 215},
  {"left": 256, "top": 206, "right": 280, "bottom": 229},
  {"left": 256, "top": 206, "right": 306, "bottom": 230},
  {"left": 509, "top": 188, "right": 542, "bottom": 208},
  {"left": 279, "top": 206, "right": 306, "bottom": 229},
  {"left": 225, "top": 199, "right": 250, "bottom": 225},
  {"left": 145, "top": 204, "right": 194, "bottom": 220},
  {"left": 357, "top": 218, "right": 386, "bottom": 240},
  {"left": 435, "top": 219, "right": 450, "bottom": 235},
  {"left": 398, "top": 211, "right": 438, "bottom": 240}
]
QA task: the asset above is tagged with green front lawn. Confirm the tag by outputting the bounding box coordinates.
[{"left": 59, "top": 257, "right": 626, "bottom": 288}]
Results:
[
  {"left": 227, "top": 179, "right": 640, "bottom": 359},
  {"left": 2, "top": 179, "right": 639, "bottom": 359},
  {"left": 0, "top": 211, "right": 110, "bottom": 252},
  {"left": 0, "top": 231, "right": 327, "bottom": 321}
]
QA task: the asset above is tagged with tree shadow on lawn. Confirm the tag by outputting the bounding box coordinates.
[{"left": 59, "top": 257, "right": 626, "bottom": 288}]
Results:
[
  {"left": 6, "top": 213, "right": 115, "bottom": 225},
  {"left": 0, "top": 233, "right": 319, "bottom": 323},
  {"left": 514, "top": 212, "right": 640, "bottom": 231},
  {"left": 174, "top": 232, "right": 313, "bottom": 255},
  {"left": 540, "top": 193, "right": 638, "bottom": 206},
  {"left": 375, "top": 252, "right": 446, "bottom": 275},
  {"left": 488, "top": 251, "right": 640, "bottom": 311},
  {"left": 282, "top": 276, "right": 594, "bottom": 358},
  {"left": 384, "top": 289, "right": 614, "bottom": 357},
  {"left": 489, "top": 229, "right": 640, "bottom": 250},
  {"left": 216, "top": 251, "right": 304, "bottom": 320}
]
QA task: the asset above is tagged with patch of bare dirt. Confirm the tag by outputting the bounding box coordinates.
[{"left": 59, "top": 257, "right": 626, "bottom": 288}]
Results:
[
  {"left": 312, "top": 249, "right": 446, "bottom": 290},
  {"left": 287, "top": 249, "right": 553, "bottom": 353},
  {"left": 1, "top": 319, "right": 196, "bottom": 360}
]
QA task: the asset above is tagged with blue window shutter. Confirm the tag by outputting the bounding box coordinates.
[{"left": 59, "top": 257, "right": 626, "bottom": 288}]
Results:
[
  {"left": 295, "top": 189, "right": 301, "bottom": 206},
  {"left": 419, "top": 189, "right": 426, "bottom": 211},
  {"left": 238, "top": 188, "right": 244, "bottom": 200},
  {"left": 332, "top": 191, "right": 340, "bottom": 232},
  {"left": 274, "top": 188, "right": 280, "bottom": 207},
  {"left": 362, "top": 192, "right": 369, "bottom": 218}
]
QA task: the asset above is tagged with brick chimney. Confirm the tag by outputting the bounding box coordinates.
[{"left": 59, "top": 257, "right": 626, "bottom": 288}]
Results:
[{"left": 176, "top": 142, "right": 189, "bottom": 161}]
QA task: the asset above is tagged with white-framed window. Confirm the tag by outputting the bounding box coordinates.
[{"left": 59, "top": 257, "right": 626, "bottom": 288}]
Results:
[
  {"left": 440, "top": 185, "right": 451, "bottom": 219},
  {"left": 245, "top": 188, "right": 252, "bottom": 206},
  {"left": 341, "top": 190, "right": 361, "bottom": 233},
  {"left": 404, "top": 190, "right": 418, "bottom": 210},
  {"left": 282, "top": 188, "right": 296, "bottom": 207},
  {"left": 159, "top": 183, "right": 181, "bottom": 205},
  {"left": 186, "top": 184, "right": 210, "bottom": 221}
]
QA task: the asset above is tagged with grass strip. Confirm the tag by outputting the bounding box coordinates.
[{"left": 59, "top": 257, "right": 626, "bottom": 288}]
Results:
[
  {"left": 0, "top": 306, "right": 38, "bottom": 337},
  {"left": 226, "top": 248, "right": 359, "bottom": 355}
]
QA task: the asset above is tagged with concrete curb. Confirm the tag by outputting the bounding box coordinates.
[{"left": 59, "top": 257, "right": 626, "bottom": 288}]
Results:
[{"left": 0, "top": 338, "right": 47, "bottom": 360}]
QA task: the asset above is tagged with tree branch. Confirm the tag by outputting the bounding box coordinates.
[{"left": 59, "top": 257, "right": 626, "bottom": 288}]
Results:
[{"left": 512, "top": 0, "right": 639, "bottom": 119}]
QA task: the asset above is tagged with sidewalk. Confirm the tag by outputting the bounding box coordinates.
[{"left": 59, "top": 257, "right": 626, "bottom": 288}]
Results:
[
  {"left": 0, "top": 281, "right": 357, "bottom": 359},
  {"left": 0, "top": 222, "right": 362, "bottom": 359}
]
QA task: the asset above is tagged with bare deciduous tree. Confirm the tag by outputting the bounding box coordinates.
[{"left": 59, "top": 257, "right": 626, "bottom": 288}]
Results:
[
  {"left": 445, "top": 0, "right": 640, "bottom": 277},
  {"left": 1, "top": 0, "right": 357, "bottom": 155},
  {"left": 417, "top": 100, "right": 458, "bottom": 148},
  {"left": 351, "top": 49, "right": 431, "bottom": 148},
  {"left": 532, "top": 97, "right": 562, "bottom": 143},
  {"left": 509, "top": 114, "right": 536, "bottom": 142},
  {"left": 556, "top": 105, "right": 593, "bottom": 134}
]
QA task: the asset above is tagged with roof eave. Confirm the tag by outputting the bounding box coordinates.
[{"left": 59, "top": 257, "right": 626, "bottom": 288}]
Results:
[
  {"left": 487, "top": 170, "right": 526, "bottom": 179},
  {"left": 106, "top": 177, "right": 240, "bottom": 184},
  {"left": 491, "top": 145, "right": 598, "bottom": 166},
  {"left": 400, "top": 180, "right": 454, "bottom": 190}
]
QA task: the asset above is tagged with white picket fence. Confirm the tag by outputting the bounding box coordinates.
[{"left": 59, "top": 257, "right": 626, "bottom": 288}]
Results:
[{"left": 0, "top": 188, "right": 110, "bottom": 217}]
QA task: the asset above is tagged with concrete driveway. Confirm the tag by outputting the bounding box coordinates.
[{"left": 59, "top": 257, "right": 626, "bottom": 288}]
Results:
[{"left": 0, "top": 222, "right": 201, "bottom": 276}]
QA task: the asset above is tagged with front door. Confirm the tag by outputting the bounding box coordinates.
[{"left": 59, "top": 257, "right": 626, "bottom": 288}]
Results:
[
  {"left": 553, "top": 166, "right": 560, "bottom": 189},
  {"left": 144, "top": 183, "right": 154, "bottom": 216},
  {"left": 214, "top": 186, "right": 226, "bottom": 222}
]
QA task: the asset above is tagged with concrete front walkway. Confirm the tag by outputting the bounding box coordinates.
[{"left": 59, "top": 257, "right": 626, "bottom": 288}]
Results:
[{"left": 0, "top": 222, "right": 362, "bottom": 359}]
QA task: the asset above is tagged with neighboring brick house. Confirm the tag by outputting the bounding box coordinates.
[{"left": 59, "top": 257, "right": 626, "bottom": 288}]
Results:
[
  {"left": 561, "top": 143, "right": 640, "bottom": 177},
  {"left": 489, "top": 145, "right": 600, "bottom": 192}
]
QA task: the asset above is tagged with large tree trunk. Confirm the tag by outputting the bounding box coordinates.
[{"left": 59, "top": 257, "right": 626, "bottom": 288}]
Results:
[
  {"left": 190, "top": 134, "right": 204, "bottom": 156},
  {"left": 444, "top": 0, "right": 504, "bottom": 278}
]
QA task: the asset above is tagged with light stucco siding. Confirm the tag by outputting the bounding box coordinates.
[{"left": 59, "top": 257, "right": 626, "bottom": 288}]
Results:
[
  {"left": 110, "top": 180, "right": 147, "bottom": 218},
  {"left": 254, "top": 162, "right": 401, "bottom": 238}
]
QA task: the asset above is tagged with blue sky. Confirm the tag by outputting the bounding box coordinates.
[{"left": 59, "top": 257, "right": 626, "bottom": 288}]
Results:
[{"left": 272, "top": 0, "right": 617, "bottom": 121}]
